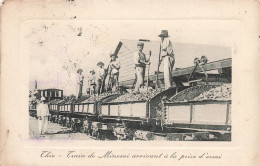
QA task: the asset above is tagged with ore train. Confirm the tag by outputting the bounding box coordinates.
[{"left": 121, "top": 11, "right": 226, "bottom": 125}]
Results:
[{"left": 29, "top": 40, "right": 232, "bottom": 141}]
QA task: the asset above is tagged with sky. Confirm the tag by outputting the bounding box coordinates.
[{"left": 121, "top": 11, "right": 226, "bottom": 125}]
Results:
[{"left": 25, "top": 20, "right": 237, "bottom": 95}]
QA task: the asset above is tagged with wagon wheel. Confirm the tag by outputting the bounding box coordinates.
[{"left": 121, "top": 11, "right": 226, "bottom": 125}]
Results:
[
  {"left": 86, "top": 129, "right": 89, "bottom": 135},
  {"left": 77, "top": 125, "right": 81, "bottom": 132},
  {"left": 72, "top": 124, "right": 77, "bottom": 132},
  {"left": 193, "top": 134, "right": 208, "bottom": 141},
  {"left": 80, "top": 127, "right": 85, "bottom": 133},
  {"left": 96, "top": 131, "right": 100, "bottom": 140},
  {"left": 102, "top": 131, "right": 106, "bottom": 140}
]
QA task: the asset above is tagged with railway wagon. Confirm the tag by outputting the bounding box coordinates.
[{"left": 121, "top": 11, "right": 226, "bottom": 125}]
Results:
[
  {"left": 159, "top": 84, "right": 232, "bottom": 141},
  {"left": 100, "top": 89, "right": 180, "bottom": 123},
  {"left": 48, "top": 99, "right": 65, "bottom": 123},
  {"left": 162, "top": 100, "right": 231, "bottom": 141},
  {"left": 56, "top": 99, "right": 76, "bottom": 127},
  {"left": 98, "top": 85, "right": 231, "bottom": 141},
  {"left": 98, "top": 88, "right": 185, "bottom": 140},
  {"left": 73, "top": 97, "right": 96, "bottom": 117},
  {"left": 72, "top": 96, "right": 97, "bottom": 133},
  {"left": 71, "top": 93, "right": 121, "bottom": 137}
]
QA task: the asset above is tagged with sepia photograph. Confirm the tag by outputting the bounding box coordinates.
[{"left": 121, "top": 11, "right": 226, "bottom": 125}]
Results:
[
  {"left": 2, "top": 0, "right": 260, "bottom": 166},
  {"left": 27, "top": 20, "right": 232, "bottom": 141}
]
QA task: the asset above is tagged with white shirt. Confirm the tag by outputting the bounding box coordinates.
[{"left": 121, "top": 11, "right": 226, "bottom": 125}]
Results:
[
  {"left": 109, "top": 60, "right": 120, "bottom": 74},
  {"left": 88, "top": 74, "right": 96, "bottom": 85},
  {"left": 160, "top": 38, "right": 174, "bottom": 57},
  {"left": 96, "top": 67, "right": 105, "bottom": 80},
  {"left": 37, "top": 103, "right": 50, "bottom": 117},
  {"left": 76, "top": 73, "right": 83, "bottom": 85},
  {"left": 133, "top": 51, "right": 146, "bottom": 67}
]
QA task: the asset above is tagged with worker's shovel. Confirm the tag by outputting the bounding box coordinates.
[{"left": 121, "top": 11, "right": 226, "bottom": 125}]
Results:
[{"left": 146, "top": 51, "right": 152, "bottom": 91}]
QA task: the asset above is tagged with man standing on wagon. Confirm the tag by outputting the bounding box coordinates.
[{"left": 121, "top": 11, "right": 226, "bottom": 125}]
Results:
[
  {"left": 159, "top": 30, "right": 175, "bottom": 89},
  {"left": 76, "top": 68, "right": 84, "bottom": 99},
  {"left": 133, "top": 42, "right": 150, "bottom": 93},
  {"left": 88, "top": 70, "right": 96, "bottom": 97},
  {"left": 96, "top": 62, "right": 105, "bottom": 95},
  {"left": 108, "top": 54, "right": 120, "bottom": 92}
]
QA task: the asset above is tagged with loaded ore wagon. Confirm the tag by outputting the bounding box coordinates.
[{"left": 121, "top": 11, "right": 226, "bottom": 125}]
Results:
[
  {"left": 71, "top": 93, "right": 121, "bottom": 138},
  {"left": 48, "top": 99, "right": 65, "bottom": 123},
  {"left": 98, "top": 84, "right": 231, "bottom": 141},
  {"left": 99, "top": 88, "right": 179, "bottom": 140},
  {"left": 161, "top": 84, "right": 231, "bottom": 141},
  {"left": 57, "top": 98, "right": 75, "bottom": 127}
]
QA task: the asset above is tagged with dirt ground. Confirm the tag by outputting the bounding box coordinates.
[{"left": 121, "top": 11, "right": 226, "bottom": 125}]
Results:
[{"left": 29, "top": 116, "right": 95, "bottom": 140}]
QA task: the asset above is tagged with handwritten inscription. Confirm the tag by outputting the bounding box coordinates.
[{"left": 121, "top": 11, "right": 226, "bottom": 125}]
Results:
[
  {"left": 67, "top": 151, "right": 86, "bottom": 158},
  {"left": 41, "top": 151, "right": 55, "bottom": 158},
  {"left": 40, "top": 151, "right": 222, "bottom": 160}
]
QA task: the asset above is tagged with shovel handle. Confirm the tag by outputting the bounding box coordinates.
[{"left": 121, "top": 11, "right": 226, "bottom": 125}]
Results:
[{"left": 146, "top": 51, "right": 151, "bottom": 91}]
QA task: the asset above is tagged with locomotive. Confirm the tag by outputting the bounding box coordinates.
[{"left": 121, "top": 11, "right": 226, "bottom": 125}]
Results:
[{"left": 30, "top": 40, "right": 232, "bottom": 141}]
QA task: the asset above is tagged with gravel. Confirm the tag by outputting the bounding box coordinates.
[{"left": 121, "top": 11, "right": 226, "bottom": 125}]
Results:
[
  {"left": 111, "top": 89, "right": 163, "bottom": 102},
  {"left": 193, "top": 84, "right": 231, "bottom": 101},
  {"left": 81, "top": 92, "right": 120, "bottom": 103}
]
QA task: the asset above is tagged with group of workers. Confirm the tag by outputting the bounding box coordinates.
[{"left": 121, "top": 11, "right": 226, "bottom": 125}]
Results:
[
  {"left": 34, "top": 30, "right": 175, "bottom": 135},
  {"left": 76, "top": 53, "right": 121, "bottom": 98},
  {"left": 75, "top": 30, "right": 175, "bottom": 98}
]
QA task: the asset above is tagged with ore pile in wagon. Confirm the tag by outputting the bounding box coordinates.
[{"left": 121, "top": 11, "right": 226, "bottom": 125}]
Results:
[
  {"left": 80, "top": 92, "right": 121, "bottom": 103},
  {"left": 193, "top": 84, "right": 231, "bottom": 101},
  {"left": 110, "top": 89, "right": 163, "bottom": 102},
  {"left": 63, "top": 96, "right": 77, "bottom": 103}
]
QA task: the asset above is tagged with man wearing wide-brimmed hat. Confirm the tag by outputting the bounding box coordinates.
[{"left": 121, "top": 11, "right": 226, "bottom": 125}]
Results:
[
  {"left": 159, "top": 30, "right": 175, "bottom": 89},
  {"left": 107, "top": 54, "right": 121, "bottom": 92},
  {"left": 96, "top": 62, "right": 105, "bottom": 95},
  {"left": 133, "top": 42, "right": 150, "bottom": 93},
  {"left": 76, "top": 68, "right": 84, "bottom": 98},
  {"left": 37, "top": 97, "right": 50, "bottom": 135}
]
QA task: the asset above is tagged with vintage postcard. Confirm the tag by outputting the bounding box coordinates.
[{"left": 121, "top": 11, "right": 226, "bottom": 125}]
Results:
[{"left": 1, "top": 0, "right": 260, "bottom": 166}]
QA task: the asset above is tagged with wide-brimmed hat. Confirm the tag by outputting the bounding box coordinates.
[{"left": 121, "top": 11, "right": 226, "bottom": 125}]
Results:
[
  {"left": 110, "top": 54, "right": 118, "bottom": 58},
  {"left": 137, "top": 42, "right": 144, "bottom": 46},
  {"left": 41, "top": 96, "right": 46, "bottom": 101},
  {"left": 97, "top": 62, "right": 104, "bottom": 66},
  {"left": 77, "top": 68, "right": 83, "bottom": 73},
  {"left": 159, "top": 30, "right": 169, "bottom": 37}
]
